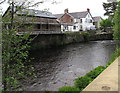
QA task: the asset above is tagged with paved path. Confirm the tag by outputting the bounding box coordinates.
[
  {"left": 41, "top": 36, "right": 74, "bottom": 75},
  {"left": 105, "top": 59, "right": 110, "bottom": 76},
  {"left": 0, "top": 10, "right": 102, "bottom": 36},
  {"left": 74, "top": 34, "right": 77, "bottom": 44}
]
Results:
[{"left": 82, "top": 56, "right": 120, "bottom": 92}]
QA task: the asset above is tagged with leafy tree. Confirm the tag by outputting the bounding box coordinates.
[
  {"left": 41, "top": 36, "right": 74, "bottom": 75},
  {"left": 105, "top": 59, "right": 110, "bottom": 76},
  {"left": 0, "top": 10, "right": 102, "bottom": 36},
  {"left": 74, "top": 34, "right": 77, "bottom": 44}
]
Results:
[
  {"left": 2, "top": 0, "right": 45, "bottom": 91},
  {"left": 103, "top": 2, "right": 117, "bottom": 19},
  {"left": 100, "top": 19, "right": 112, "bottom": 31},
  {"left": 113, "top": 1, "right": 120, "bottom": 40}
]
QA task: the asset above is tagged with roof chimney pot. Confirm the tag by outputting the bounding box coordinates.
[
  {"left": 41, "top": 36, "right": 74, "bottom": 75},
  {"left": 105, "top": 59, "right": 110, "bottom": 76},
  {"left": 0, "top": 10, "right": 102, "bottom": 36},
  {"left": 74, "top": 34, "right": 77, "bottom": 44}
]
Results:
[
  {"left": 87, "top": 8, "right": 90, "bottom": 12},
  {"left": 64, "top": 8, "right": 69, "bottom": 13}
]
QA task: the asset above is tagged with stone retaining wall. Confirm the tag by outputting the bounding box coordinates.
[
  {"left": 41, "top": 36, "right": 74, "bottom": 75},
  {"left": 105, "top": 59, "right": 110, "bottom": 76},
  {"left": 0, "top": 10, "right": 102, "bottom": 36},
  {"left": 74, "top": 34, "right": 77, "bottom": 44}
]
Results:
[{"left": 30, "top": 32, "right": 113, "bottom": 50}]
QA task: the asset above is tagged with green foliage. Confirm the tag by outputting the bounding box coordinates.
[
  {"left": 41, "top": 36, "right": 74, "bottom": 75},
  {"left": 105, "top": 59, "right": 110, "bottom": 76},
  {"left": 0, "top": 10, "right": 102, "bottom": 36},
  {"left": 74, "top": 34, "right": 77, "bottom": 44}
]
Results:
[
  {"left": 103, "top": 2, "right": 117, "bottom": 17},
  {"left": 58, "top": 86, "right": 80, "bottom": 93},
  {"left": 74, "top": 76, "right": 92, "bottom": 90},
  {"left": 81, "top": 32, "right": 90, "bottom": 41},
  {"left": 100, "top": 19, "right": 112, "bottom": 29},
  {"left": 113, "top": 1, "right": 120, "bottom": 41},
  {"left": 65, "top": 32, "right": 81, "bottom": 36},
  {"left": 106, "top": 47, "right": 120, "bottom": 67},
  {"left": 85, "top": 66, "right": 105, "bottom": 79},
  {"left": 2, "top": 6, "right": 35, "bottom": 90},
  {"left": 2, "top": 27, "right": 35, "bottom": 90}
]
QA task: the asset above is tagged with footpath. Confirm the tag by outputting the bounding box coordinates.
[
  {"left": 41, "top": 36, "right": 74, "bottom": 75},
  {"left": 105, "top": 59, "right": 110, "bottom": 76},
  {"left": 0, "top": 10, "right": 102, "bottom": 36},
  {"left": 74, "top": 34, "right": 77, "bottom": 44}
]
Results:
[{"left": 82, "top": 57, "right": 120, "bottom": 92}]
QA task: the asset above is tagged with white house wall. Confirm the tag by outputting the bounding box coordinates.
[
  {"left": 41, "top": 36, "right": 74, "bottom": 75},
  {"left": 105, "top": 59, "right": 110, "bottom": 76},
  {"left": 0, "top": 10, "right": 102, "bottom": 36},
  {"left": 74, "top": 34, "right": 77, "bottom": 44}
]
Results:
[
  {"left": 82, "top": 13, "right": 94, "bottom": 31},
  {"left": 61, "top": 12, "right": 94, "bottom": 32}
]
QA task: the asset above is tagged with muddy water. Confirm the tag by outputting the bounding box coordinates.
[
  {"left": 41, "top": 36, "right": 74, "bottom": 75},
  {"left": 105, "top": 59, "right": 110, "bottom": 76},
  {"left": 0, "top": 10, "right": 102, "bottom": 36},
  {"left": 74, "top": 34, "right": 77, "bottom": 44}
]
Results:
[{"left": 24, "top": 40, "right": 117, "bottom": 91}]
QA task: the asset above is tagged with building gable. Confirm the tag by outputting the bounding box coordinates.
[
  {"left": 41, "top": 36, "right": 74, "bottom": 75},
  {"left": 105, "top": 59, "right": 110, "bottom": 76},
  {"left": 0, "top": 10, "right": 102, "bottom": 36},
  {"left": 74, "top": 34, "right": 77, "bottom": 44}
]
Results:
[{"left": 59, "top": 13, "right": 74, "bottom": 23}]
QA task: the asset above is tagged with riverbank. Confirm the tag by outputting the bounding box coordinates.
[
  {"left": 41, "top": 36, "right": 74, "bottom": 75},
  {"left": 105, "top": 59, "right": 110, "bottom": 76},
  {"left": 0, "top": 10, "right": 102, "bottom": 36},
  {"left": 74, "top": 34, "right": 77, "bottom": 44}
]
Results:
[
  {"left": 83, "top": 56, "right": 119, "bottom": 91},
  {"left": 58, "top": 47, "right": 120, "bottom": 92},
  {"left": 30, "top": 31, "right": 113, "bottom": 50}
]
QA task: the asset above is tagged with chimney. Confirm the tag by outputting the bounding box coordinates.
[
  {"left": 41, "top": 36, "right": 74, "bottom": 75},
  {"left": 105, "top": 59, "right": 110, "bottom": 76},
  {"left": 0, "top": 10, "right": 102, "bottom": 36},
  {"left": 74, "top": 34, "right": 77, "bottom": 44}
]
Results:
[
  {"left": 64, "top": 8, "right": 69, "bottom": 13},
  {"left": 87, "top": 8, "right": 90, "bottom": 12}
]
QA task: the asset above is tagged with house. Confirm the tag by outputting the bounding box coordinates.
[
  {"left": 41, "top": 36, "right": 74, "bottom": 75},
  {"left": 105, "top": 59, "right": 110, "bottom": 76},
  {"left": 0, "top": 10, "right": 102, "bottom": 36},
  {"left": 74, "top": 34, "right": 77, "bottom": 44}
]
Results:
[
  {"left": 54, "top": 8, "right": 95, "bottom": 32},
  {"left": 93, "top": 16, "right": 102, "bottom": 29},
  {"left": 3, "top": 6, "right": 61, "bottom": 34}
]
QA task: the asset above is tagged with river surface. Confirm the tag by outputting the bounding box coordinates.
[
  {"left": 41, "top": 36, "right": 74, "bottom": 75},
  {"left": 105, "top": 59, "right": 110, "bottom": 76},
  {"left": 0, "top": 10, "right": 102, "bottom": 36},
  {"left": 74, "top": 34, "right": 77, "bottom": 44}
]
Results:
[{"left": 23, "top": 40, "right": 117, "bottom": 91}]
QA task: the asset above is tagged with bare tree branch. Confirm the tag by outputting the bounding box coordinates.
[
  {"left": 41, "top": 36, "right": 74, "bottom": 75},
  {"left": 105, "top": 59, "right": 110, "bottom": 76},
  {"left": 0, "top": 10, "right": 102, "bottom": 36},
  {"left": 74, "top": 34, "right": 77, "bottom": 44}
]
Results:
[{"left": 0, "top": 0, "right": 6, "bottom": 4}]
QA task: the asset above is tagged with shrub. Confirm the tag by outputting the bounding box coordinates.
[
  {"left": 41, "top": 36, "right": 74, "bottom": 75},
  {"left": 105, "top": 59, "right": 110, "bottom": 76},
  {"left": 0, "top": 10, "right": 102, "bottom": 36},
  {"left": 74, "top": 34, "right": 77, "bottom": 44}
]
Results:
[
  {"left": 81, "top": 32, "right": 90, "bottom": 41},
  {"left": 85, "top": 66, "right": 105, "bottom": 79},
  {"left": 58, "top": 86, "right": 80, "bottom": 93},
  {"left": 100, "top": 19, "right": 112, "bottom": 31},
  {"left": 74, "top": 76, "right": 92, "bottom": 90}
]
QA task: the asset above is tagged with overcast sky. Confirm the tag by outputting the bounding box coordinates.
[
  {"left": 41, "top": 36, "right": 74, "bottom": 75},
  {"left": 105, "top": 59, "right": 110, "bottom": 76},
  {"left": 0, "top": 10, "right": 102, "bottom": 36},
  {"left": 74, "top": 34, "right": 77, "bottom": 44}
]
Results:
[
  {"left": 37, "top": 0, "right": 108, "bottom": 18},
  {"left": 1, "top": 0, "right": 108, "bottom": 18}
]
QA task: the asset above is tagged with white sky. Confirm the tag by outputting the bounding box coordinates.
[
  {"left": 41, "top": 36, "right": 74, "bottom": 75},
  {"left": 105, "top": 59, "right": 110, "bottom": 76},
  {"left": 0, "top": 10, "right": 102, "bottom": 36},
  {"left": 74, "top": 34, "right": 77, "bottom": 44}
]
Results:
[
  {"left": 1, "top": 0, "right": 108, "bottom": 18},
  {"left": 37, "top": 0, "right": 108, "bottom": 18}
]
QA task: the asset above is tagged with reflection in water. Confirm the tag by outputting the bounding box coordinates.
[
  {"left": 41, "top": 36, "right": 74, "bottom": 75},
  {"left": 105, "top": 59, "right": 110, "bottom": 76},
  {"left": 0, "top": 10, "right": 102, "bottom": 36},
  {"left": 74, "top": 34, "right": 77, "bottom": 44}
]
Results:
[{"left": 24, "top": 40, "right": 117, "bottom": 91}]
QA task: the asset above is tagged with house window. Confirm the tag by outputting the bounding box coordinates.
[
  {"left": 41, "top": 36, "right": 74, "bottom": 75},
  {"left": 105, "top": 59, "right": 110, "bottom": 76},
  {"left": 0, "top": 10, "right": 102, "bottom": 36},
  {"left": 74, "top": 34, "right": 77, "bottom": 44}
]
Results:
[
  {"left": 80, "top": 25, "right": 83, "bottom": 31},
  {"left": 90, "top": 20, "right": 92, "bottom": 23},
  {"left": 73, "top": 26, "right": 76, "bottom": 29},
  {"left": 80, "top": 19, "right": 82, "bottom": 23},
  {"left": 65, "top": 26, "right": 68, "bottom": 30},
  {"left": 85, "top": 19, "right": 87, "bottom": 23}
]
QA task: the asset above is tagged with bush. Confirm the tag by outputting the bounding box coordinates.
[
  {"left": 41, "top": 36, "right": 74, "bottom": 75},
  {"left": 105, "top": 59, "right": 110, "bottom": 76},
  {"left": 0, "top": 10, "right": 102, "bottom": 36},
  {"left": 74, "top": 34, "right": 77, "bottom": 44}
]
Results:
[
  {"left": 100, "top": 19, "right": 112, "bottom": 31},
  {"left": 85, "top": 66, "right": 105, "bottom": 79},
  {"left": 74, "top": 76, "right": 92, "bottom": 90},
  {"left": 58, "top": 86, "right": 80, "bottom": 93},
  {"left": 81, "top": 32, "right": 90, "bottom": 41}
]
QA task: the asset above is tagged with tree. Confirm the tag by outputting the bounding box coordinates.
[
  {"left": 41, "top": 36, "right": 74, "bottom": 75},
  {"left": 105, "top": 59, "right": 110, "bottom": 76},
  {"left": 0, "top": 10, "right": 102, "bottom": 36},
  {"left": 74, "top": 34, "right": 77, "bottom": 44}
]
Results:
[
  {"left": 2, "top": 0, "right": 59, "bottom": 91},
  {"left": 100, "top": 19, "right": 112, "bottom": 31},
  {"left": 113, "top": 1, "right": 120, "bottom": 40},
  {"left": 103, "top": 2, "right": 118, "bottom": 19},
  {"left": 2, "top": 0, "right": 46, "bottom": 91},
  {"left": 0, "top": 0, "right": 6, "bottom": 4}
]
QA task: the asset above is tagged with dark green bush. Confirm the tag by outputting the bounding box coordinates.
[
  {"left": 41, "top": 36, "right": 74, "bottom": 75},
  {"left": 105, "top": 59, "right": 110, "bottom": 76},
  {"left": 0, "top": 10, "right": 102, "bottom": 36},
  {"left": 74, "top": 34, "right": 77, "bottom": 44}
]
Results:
[
  {"left": 81, "top": 32, "right": 90, "bottom": 41},
  {"left": 74, "top": 76, "right": 92, "bottom": 90},
  {"left": 58, "top": 86, "right": 80, "bottom": 93},
  {"left": 85, "top": 66, "right": 105, "bottom": 79}
]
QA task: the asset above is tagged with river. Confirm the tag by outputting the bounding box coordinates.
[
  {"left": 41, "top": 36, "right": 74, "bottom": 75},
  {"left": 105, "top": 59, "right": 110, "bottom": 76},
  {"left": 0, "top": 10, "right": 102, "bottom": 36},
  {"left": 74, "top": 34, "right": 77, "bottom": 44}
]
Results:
[{"left": 23, "top": 40, "right": 117, "bottom": 91}]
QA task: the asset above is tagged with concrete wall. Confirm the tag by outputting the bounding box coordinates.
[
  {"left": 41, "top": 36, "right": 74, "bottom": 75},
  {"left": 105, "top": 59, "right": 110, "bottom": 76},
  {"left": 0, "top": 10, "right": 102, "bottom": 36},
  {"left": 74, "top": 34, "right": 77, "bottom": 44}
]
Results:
[
  {"left": 89, "top": 33, "right": 113, "bottom": 41},
  {"left": 30, "top": 33, "right": 84, "bottom": 50},
  {"left": 30, "top": 33, "right": 113, "bottom": 50}
]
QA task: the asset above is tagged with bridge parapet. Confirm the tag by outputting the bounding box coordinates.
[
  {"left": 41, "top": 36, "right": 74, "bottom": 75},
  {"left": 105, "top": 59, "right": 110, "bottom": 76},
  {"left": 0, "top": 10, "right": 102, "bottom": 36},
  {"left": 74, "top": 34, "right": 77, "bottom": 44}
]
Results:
[{"left": 17, "top": 31, "right": 63, "bottom": 35}]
